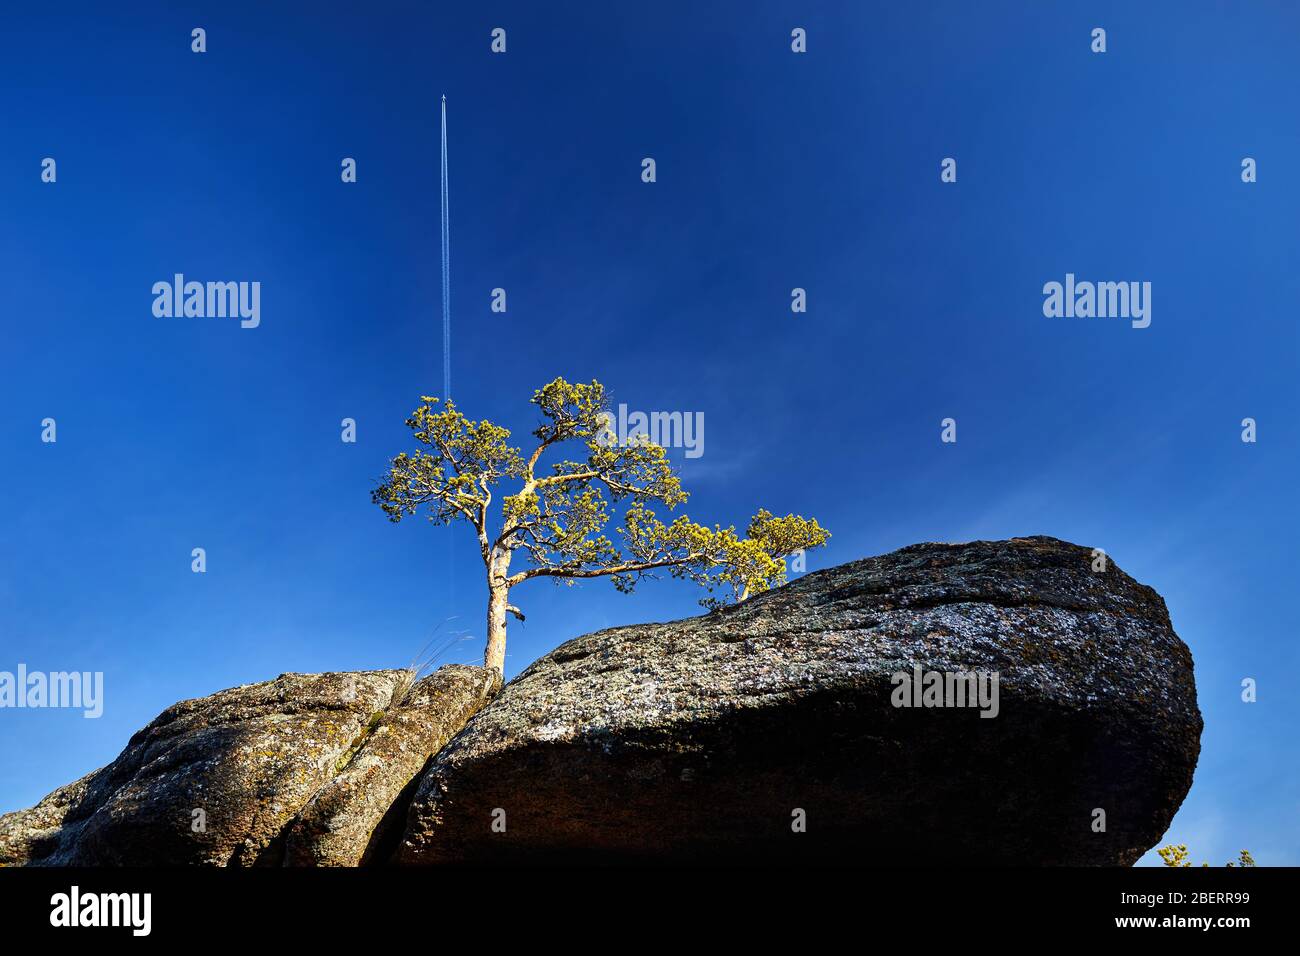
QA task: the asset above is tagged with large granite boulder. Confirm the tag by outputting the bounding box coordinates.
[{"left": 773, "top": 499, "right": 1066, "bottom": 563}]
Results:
[
  {"left": 0, "top": 667, "right": 493, "bottom": 866},
  {"left": 396, "top": 536, "right": 1202, "bottom": 865}
]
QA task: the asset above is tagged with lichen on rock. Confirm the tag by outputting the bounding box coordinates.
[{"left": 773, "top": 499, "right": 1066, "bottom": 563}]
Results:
[{"left": 283, "top": 665, "right": 500, "bottom": 866}]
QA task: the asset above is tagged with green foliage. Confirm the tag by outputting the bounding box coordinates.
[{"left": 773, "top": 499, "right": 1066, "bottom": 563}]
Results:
[
  {"left": 371, "top": 397, "right": 522, "bottom": 531},
  {"left": 1158, "top": 844, "right": 1256, "bottom": 867},
  {"left": 372, "top": 377, "right": 830, "bottom": 605}
]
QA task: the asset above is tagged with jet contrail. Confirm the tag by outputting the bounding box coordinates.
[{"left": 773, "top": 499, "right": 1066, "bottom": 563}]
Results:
[
  {"left": 440, "top": 94, "right": 451, "bottom": 400},
  {"left": 440, "top": 96, "right": 455, "bottom": 603}
]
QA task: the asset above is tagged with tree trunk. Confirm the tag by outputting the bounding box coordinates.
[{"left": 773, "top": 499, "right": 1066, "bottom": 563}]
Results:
[
  {"left": 485, "top": 585, "right": 508, "bottom": 674},
  {"left": 484, "top": 548, "right": 512, "bottom": 675}
]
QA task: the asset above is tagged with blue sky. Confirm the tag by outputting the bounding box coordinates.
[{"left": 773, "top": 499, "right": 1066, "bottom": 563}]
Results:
[{"left": 1, "top": 2, "right": 1296, "bottom": 866}]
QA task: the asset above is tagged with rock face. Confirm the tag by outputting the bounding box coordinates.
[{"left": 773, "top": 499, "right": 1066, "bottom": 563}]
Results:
[
  {"left": 0, "top": 770, "right": 106, "bottom": 867},
  {"left": 0, "top": 666, "right": 495, "bottom": 867},
  {"left": 2, "top": 537, "right": 1202, "bottom": 867},
  {"left": 283, "top": 665, "right": 499, "bottom": 866},
  {"left": 397, "top": 537, "right": 1201, "bottom": 865}
]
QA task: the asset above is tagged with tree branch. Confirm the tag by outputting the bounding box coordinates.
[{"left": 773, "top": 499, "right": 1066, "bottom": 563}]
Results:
[{"left": 508, "top": 553, "right": 704, "bottom": 586}]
